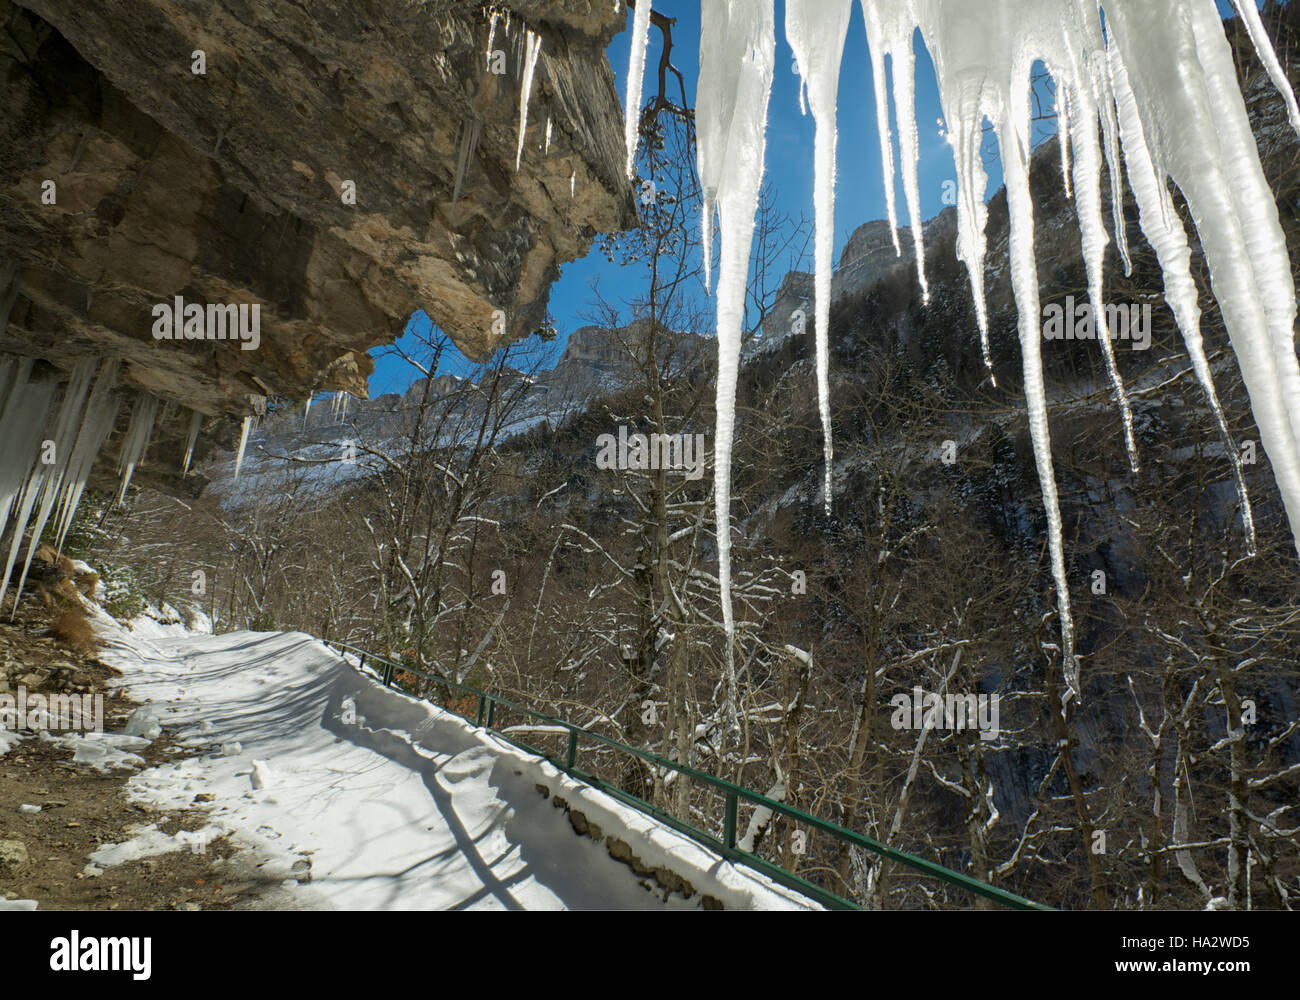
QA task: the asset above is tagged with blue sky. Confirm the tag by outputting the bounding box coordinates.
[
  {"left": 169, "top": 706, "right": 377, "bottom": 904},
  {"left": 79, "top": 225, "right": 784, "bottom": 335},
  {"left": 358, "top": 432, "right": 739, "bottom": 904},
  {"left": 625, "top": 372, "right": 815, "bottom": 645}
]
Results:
[{"left": 369, "top": 0, "right": 1247, "bottom": 394}]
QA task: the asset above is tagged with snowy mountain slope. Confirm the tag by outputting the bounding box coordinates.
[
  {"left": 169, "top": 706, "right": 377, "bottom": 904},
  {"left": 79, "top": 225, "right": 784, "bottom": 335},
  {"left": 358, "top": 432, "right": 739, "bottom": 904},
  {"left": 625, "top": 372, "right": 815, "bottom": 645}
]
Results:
[{"left": 88, "top": 615, "right": 816, "bottom": 910}]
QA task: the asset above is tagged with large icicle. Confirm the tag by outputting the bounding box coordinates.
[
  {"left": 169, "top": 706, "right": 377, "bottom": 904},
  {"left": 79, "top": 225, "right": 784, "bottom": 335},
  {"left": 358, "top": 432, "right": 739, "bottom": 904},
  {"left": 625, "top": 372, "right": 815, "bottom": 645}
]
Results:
[
  {"left": 182, "top": 408, "right": 203, "bottom": 476},
  {"left": 515, "top": 30, "right": 543, "bottom": 171},
  {"left": 114, "top": 391, "right": 160, "bottom": 504},
  {"left": 1059, "top": 9, "right": 1139, "bottom": 471},
  {"left": 233, "top": 415, "right": 253, "bottom": 481},
  {"left": 787, "top": 0, "right": 854, "bottom": 514},
  {"left": 1109, "top": 1, "right": 1300, "bottom": 554},
  {"left": 1107, "top": 46, "right": 1255, "bottom": 548},
  {"left": 697, "top": 0, "right": 775, "bottom": 731},
  {"left": 624, "top": 0, "right": 653, "bottom": 179},
  {"left": 0, "top": 359, "right": 58, "bottom": 612},
  {"left": 0, "top": 356, "right": 39, "bottom": 538},
  {"left": 692, "top": 0, "right": 1300, "bottom": 711},
  {"left": 52, "top": 360, "right": 121, "bottom": 553},
  {"left": 861, "top": 1, "right": 930, "bottom": 302},
  {"left": 6, "top": 359, "right": 96, "bottom": 611},
  {"left": 1231, "top": 0, "right": 1300, "bottom": 136}
]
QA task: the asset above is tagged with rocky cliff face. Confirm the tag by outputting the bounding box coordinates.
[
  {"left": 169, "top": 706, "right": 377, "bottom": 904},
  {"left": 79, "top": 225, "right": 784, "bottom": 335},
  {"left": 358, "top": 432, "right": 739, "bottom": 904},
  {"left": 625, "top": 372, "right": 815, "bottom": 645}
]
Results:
[{"left": 0, "top": 0, "right": 634, "bottom": 489}]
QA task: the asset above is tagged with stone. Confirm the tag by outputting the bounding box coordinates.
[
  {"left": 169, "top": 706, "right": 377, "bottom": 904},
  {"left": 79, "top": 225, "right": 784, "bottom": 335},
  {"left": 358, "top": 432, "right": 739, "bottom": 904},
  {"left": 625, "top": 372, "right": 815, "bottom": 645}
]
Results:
[
  {"left": 0, "top": 0, "right": 635, "bottom": 495},
  {"left": 0, "top": 839, "right": 27, "bottom": 876}
]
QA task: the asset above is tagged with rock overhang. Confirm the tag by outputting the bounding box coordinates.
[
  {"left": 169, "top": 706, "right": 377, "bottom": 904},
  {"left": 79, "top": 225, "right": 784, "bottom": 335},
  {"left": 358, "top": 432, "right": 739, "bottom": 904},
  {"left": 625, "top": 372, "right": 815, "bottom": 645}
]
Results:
[{"left": 0, "top": 0, "right": 635, "bottom": 488}]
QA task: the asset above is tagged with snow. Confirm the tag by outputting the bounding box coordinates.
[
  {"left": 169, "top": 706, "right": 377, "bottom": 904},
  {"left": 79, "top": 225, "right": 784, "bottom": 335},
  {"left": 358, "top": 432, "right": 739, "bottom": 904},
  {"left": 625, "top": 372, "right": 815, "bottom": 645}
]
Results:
[
  {"left": 39, "top": 730, "right": 150, "bottom": 773},
  {"left": 87, "top": 613, "right": 817, "bottom": 910},
  {"left": 690, "top": 0, "right": 1300, "bottom": 707},
  {"left": 0, "top": 730, "right": 22, "bottom": 758},
  {"left": 88, "top": 823, "right": 224, "bottom": 871}
]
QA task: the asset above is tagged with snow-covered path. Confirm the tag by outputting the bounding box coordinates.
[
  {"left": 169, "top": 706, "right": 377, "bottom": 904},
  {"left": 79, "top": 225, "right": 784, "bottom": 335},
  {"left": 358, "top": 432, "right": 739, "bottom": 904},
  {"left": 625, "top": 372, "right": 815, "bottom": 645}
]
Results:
[{"left": 91, "top": 619, "right": 813, "bottom": 910}]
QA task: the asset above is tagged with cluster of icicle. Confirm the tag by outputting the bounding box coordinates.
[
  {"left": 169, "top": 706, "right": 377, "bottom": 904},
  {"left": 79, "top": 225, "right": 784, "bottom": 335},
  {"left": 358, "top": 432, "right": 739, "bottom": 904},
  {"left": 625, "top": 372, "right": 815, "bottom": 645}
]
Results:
[
  {"left": 0, "top": 354, "right": 207, "bottom": 613},
  {"left": 621, "top": 0, "right": 1300, "bottom": 710},
  {"left": 301, "top": 389, "right": 350, "bottom": 431}
]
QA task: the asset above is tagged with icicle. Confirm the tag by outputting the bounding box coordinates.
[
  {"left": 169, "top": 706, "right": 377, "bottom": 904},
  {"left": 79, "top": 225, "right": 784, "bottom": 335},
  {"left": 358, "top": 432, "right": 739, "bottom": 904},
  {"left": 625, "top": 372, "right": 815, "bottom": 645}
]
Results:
[
  {"left": 182, "top": 408, "right": 203, "bottom": 475},
  {"left": 788, "top": 0, "right": 854, "bottom": 515},
  {"left": 1106, "top": 19, "right": 1263, "bottom": 551},
  {"left": 624, "top": 0, "right": 653, "bottom": 179},
  {"left": 696, "top": 0, "right": 1300, "bottom": 712},
  {"left": 861, "top": 1, "right": 930, "bottom": 302},
  {"left": 1231, "top": 0, "right": 1300, "bottom": 138},
  {"left": 0, "top": 356, "right": 40, "bottom": 538},
  {"left": 515, "top": 30, "right": 543, "bottom": 172},
  {"left": 7, "top": 360, "right": 96, "bottom": 611},
  {"left": 698, "top": 0, "right": 775, "bottom": 731},
  {"left": 544, "top": 115, "right": 552, "bottom": 155},
  {"left": 486, "top": 9, "right": 500, "bottom": 71},
  {"left": 53, "top": 360, "right": 121, "bottom": 553},
  {"left": 115, "top": 392, "right": 159, "bottom": 504},
  {"left": 1061, "top": 23, "right": 1139, "bottom": 471},
  {"left": 1095, "top": 65, "right": 1133, "bottom": 277},
  {"left": 1057, "top": 75, "right": 1073, "bottom": 200},
  {"left": 233, "top": 415, "right": 252, "bottom": 481},
  {"left": 0, "top": 360, "right": 59, "bottom": 612},
  {"left": 997, "top": 68, "right": 1080, "bottom": 705},
  {"left": 860, "top": 3, "right": 902, "bottom": 258},
  {"left": 452, "top": 119, "right": 480, "bottom": 222}
]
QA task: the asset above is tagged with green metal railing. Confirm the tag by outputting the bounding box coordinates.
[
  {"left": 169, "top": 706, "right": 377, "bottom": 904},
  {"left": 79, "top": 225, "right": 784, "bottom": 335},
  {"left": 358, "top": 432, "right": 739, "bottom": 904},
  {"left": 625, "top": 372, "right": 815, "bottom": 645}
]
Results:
[{"left": 320, "top": 638, "right": 1051, "bottom": 911}]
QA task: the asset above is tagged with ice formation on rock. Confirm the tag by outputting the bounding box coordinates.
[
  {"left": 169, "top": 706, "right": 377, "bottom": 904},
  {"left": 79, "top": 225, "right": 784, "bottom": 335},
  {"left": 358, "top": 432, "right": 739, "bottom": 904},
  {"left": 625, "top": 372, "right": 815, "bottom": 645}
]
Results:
[
  {"left": 690, "top": 0, "right": 1300, "bottom": 706},
  {"left": 115, "top": 392, "right": 160, "bottom": 504},
  {"left": 516, "top": 30, "right": 543, "bottom": 171},
  {"left": 624, "top": 0, "right": 653, "bottom": 178},
  {"left": 182, "top": 408, "right": 203, "bottom": 477},
  {"left": 233, "top": 416, "right": 253, "bottom": 482}
]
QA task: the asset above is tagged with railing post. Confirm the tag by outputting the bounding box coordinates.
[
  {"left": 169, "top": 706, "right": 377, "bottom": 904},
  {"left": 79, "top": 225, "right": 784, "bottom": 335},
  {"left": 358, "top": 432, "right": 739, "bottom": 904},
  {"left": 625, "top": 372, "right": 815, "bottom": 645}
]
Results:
[
  {"left": 566, "top": 729, "right": 578, "bottom": 770},
  {"left": 486, "top": 697, "right": 496, "bottom": 728},
  {"left": 724, "top": 790, "right": 738, "bottom": 852},
  {"left": 476, "top": 695, "right": 486, "bottom": 728},
  {"left": 382, "top": 660, "right": 393, "bottom": 687}
]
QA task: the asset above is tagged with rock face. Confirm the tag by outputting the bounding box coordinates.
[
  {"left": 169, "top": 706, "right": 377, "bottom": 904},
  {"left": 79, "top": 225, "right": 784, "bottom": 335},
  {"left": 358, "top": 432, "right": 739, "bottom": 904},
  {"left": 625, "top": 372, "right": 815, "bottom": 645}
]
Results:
[
  {"left": 232, "top": 320, "right": 708, "bottom": 496},
  {"left": 0, "top": 0, "right": 634, "bottom": 486}
]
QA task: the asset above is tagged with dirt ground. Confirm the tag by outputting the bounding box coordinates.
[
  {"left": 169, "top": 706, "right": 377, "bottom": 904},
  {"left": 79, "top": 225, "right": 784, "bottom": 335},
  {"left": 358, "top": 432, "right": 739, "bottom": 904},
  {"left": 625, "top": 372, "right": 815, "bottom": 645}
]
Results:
[{"left": 0, "top": 593, "right": 280, "bottom": 911}]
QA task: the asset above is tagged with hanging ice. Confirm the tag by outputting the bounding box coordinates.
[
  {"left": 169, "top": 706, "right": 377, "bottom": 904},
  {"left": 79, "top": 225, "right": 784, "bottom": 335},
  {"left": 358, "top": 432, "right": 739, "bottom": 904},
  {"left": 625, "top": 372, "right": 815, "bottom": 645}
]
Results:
[
  {"left": 697, "top": 0, "right": 776, "bottom": 729},
  {"left": 233, "top": 415, "right": 253, "bottom": 481},
  {"left": 114, "top": 391, "right": 159, "bottom": 505},
  {"left": 860, "top": 0, "right": 930, "bottom": 304},
  {"left": 52, "top": 360, "right": 122, "bottom": 553},
  {"left": 182, "top": 408, "right": 203, "bottom": 476},
  {"left": 0, "top": 357, "right": 58, "bottom": 612},
  {"left": 624, "top": 0, "right": 653, "bottom": 179},
  {"left": 689, "top": 0, "right": 1300, "bottom": 708},
  {"left": 516, "top": 29, "right": 543, "bottom": 171},
  {"left": 5, "top": 358, "right": 95, "bottom": 612},
  {"left": 787, "top": 0, "right": 854, "bottom": 514}
]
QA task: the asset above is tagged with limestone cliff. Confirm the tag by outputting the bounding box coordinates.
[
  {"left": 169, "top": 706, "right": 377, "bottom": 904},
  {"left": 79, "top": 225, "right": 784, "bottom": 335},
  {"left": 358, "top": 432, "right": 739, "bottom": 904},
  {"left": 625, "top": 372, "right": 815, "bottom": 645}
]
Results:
[{"left": 0, "top": 0, "right": 634, "bottom": 491}]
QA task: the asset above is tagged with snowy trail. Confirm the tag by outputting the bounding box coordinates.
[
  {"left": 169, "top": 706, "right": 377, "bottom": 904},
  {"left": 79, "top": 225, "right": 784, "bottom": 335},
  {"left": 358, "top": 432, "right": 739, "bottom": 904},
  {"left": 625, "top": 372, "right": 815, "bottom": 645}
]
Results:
[{"left": 91, "top": 619, "right": 812, "bottom": 911}]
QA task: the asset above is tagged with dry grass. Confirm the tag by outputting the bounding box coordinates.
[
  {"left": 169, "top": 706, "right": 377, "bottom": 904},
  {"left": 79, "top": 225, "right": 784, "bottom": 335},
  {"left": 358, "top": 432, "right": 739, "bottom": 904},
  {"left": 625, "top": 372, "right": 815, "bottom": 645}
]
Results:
[{"left": 48, "top": 606, "right": 100, "bottom": 656}]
